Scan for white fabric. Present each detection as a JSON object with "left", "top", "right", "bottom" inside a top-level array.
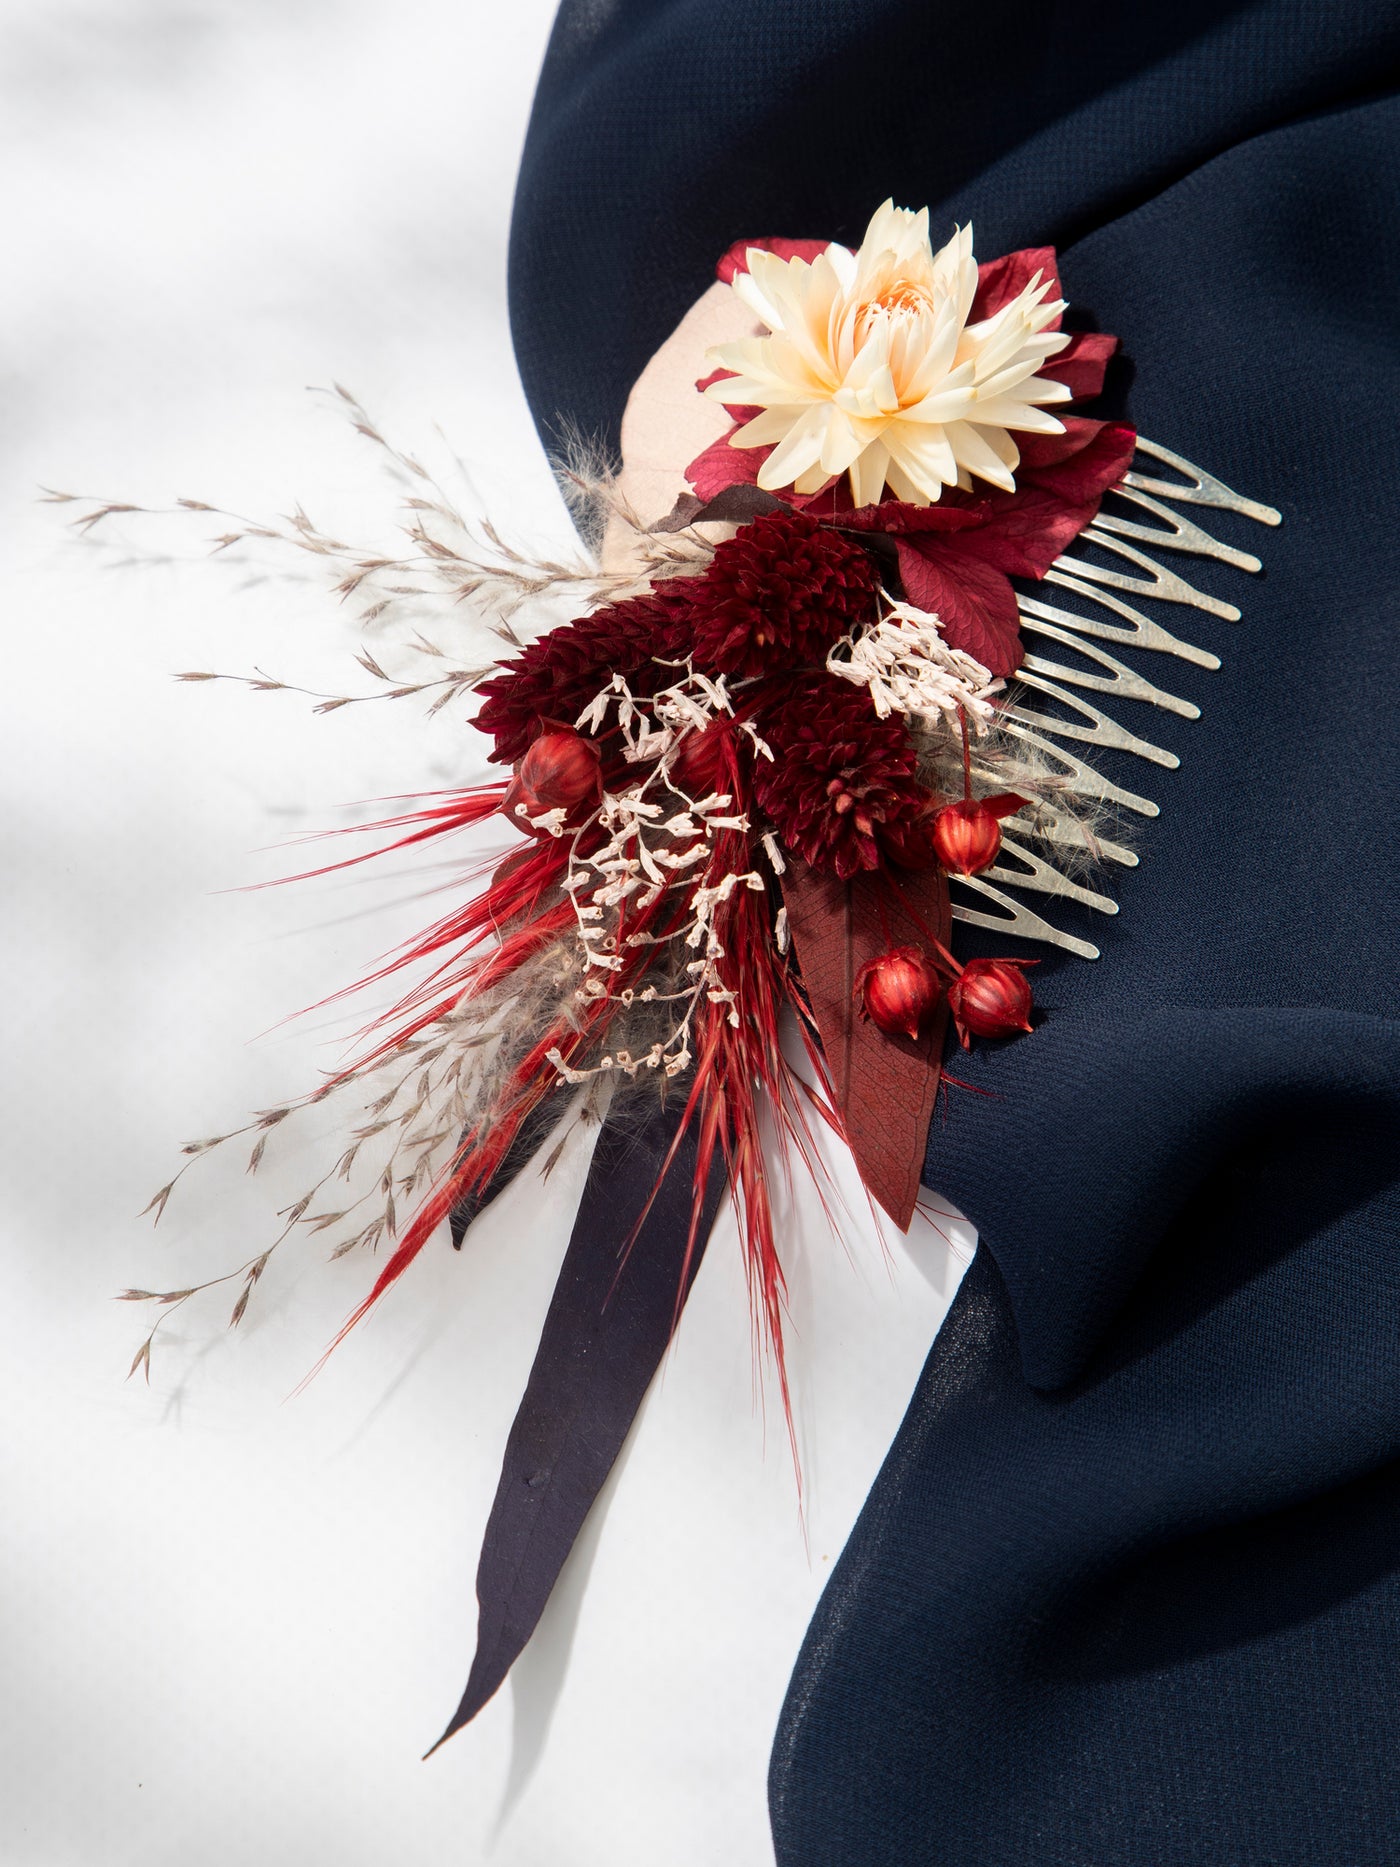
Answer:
[{"left": 0, "top": 5, "right": 973, "bottom": 1862}]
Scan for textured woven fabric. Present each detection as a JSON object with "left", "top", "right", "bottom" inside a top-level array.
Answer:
[{"left": 509, "top": 7, "right": 1400, "bottom": 1860}]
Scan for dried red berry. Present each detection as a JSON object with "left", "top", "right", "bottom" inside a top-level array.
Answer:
[
  {"left": 931, "top": 795, "right": 1029, "bottom": 876},
  {"left": 853, "top": 945, "right": 942, "bottom": 1041},
  {"left": 946, "top": 956, "right": 1037, "bottom": 1048},
  {"left": 504, "top": 725, "right": 602, "bottom": 830}
]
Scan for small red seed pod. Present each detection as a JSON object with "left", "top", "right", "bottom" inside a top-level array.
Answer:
[
  {"left": 668, "top": 717, "right": 734, "bottom": 800},
  {"left": 853, "top": 945, "right": 942, "bottom": 1041},
  {"left": 946, "top": 956, "right": 1037, "bottom": 1048},
  {"left": 931, "top": 794, "right": 1030, "bottom": 876},
  {"left": 505, "top": 724, "right": 603, "bottom": 829}
]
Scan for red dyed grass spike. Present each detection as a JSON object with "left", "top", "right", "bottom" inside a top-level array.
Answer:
[
  {"left": 283, "top": 696, "right": 845, "bottom": 1480},
  {"left": 255, "top": 783, "right": 509, "bottom": 888}
]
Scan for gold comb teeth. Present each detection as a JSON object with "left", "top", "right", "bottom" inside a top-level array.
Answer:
[{"left": 948, "top": 439, "right": 1282, "bottom": 961}]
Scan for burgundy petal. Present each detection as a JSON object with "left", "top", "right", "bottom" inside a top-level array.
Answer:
[
  {"left": 694, "top": 365, "right": 744, "bottom": 399},
  {"left": 972, "top": 246, "right": 1063, "bottom": 324},
  {"left": 685, "top": 425, "right": 767, "bottom": 501},
  {"left": 1015, "top": 414, "right": 1110, "bottom": 471},
  {"left": 941, "top": 488, "right": 1099, "bottom": 582},
  {"left": 685, "top": 421, "right": 830, "bottom": 506},
  {"left": 1039, "top": 330, "right": 1119, "bottom": 403},
  {"left": 716, "top": 235, "right": 835, "bottom": 283},
  {"left": 1018, "top": 420, "right": 1137, "bottom": 508},
  {"left": 833, "top": 495, "right": 987, "bottom": 536}
]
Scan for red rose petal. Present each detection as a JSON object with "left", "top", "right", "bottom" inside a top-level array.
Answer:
[
  {"left": 944, "top": 487, "right": 1099, "bottom": 582},
  {"left": 685, "top": 425, "right": 766, "bottom": 502},
  {"left": 834, "top": 496, "right": 987, "bottom": 536},
  {"left": 684, "top": 422, "right": 831, "bottom": 506}
]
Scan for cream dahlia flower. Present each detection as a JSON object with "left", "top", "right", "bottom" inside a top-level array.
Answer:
[{"left": 706, "top": 201, "right": 1074, "bottom": 508}]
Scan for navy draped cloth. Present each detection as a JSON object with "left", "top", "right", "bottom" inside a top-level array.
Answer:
[{"left": 509, "top": 5, "right": 1400, "bottom": 1860}]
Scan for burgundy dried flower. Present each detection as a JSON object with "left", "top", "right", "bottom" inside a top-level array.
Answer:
[
  {"left": 931, "top": 793, "right": 1030, "bottom": 876},
  {"left": 474, "top": 588, "right": 692, "bottom": 765},
  {"left": 690, "top": 510, "right": 880, "bottom": 677},
  {"left": 504, "top": 725, "right": 603, "bottom": 830},
  {"left": 755, "top": 674, "right": 926, "bottom": 878},
  {"left": 854, "top": 946, "right": 941, "bottom": 1041},
  {"left": 946, "top": 956, "right": 1038, "bottom": 1048}
]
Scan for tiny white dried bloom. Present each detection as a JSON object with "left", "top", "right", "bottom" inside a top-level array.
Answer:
[{"left": 828, "top": 598, "right": 1000, "bottom": 726}]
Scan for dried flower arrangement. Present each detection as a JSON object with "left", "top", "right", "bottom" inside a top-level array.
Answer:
[{"left": 61, "top": 201, "right": 1279, "bottom": 1748}]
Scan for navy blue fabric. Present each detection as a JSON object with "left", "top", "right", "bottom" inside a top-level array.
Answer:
[{"left": 509, "top": 7, "right": 1400, "bottom": 1860}]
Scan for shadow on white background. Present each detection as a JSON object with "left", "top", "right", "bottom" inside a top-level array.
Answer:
[{"left": 0, "top": 5, "right": 974, "bottom": 1862}]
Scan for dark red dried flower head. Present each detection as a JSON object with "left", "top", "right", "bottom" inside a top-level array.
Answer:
[
  {"left": 690, "top": 510, "right": 880, "bottom": 677},
  {"left": 505, "top": 725, "right": 602, "bottom": 831},
  {"left": 474, "top": 588, "right": 692, "bottom": 765},
  {"left": 854, "top": 945, "right": 941, "bottom": 1041},
  {"left": 947, "top": 956, "right": 1037, "bottom": 1048},
  {"left": 931, "top": 794, "right": 1029, "bottom": 876},
  {"left": 755, "top": 674, "right": 925, "bottom": 878}
]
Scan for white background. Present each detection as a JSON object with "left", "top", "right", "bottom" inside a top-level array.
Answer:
[{"left": 0, "top": 5, "right": 971, "bottom": 1862}]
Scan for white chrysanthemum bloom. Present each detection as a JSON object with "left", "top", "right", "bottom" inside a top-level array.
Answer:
[{"left": 706, "top": 201, "right": 1074, "bottom": 507}]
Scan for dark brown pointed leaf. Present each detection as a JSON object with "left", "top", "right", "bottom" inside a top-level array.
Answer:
[{"left": 781, "top": 860, "right": 950, "bottom": 1230}]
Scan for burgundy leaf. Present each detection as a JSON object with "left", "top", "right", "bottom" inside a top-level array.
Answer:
[
  {"left": 651, "top": 484, "right": 790, "bottom": 533},
  {"left": 781, "top": 860, "right": 951, "bottom": 1230},
  {"left": 893, "top": 538, "right": 1024, "bottom": 675}
]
